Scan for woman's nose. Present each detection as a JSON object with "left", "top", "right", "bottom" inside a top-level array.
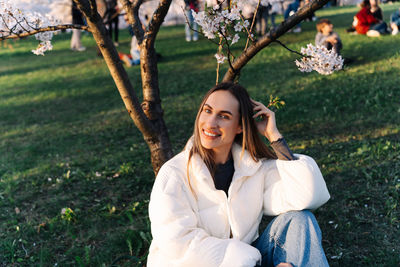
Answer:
[{"left": 205, "top": 115, "right": 218, "bottom": 128}]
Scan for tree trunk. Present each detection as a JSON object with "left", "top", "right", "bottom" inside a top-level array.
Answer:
[
  {"left": 140, "top": 40, "right": 174, "bottom": 173},
  {"left": 77, "top": 0, "right": 173, "bottom": 175}
]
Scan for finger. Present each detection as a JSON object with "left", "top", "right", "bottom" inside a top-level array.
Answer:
[
  {"left": 250, "top": 99, "right": 263, "bottom": 106},
  {"left": 252, "top": 110, "right": 269, "bottom": 118},
  {"left": 253, "top": 105, "right": 264, "bottom": 112},
  {"left": 254, "top": 106, "right": 273, "bottom": 113},
  {"left": 252, "top": 102, "right": 267, "bottom": 110},
  {"left": 253, "top": 107, "right": 273, "bottom": 116}
]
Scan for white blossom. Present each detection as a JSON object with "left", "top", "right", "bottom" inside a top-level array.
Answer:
[
  {"left": 35, "top": 31, "right": 53, "bottom": 42},
  {"left": 243, "top": 20, "right": 250, "bottom": 28},
  {"left": 0, "top": 0, "right": 59, "bottom": 55},
  {"left": 231, "top": 33, "right": 240, "bottom": 45},
  {"left": 221, "top": 10, "right": 229, "bottom": 18},
  {"left": 192, "top": 4, "right": 244, "bottom": 40},
  {"left": 234, "top": 22, "right": 243, "bottom": 32},
  {"left": 192, "top": 10, "right": 218, "bottom": 39},
  {"left": 295, "top": 44, "right": 344, "bottom": 75},
  {"left": 32, "top": 41, "right": 52, "bottom": 56},
  {"left": 227, "top": 7, "right": 241, "bottom": 21},
  {"left": 215, "top": 53, "right": 227, "bottom": 64}
]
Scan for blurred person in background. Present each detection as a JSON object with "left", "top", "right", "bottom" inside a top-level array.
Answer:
[{"left": 70, "top": 1, "right": 86, "bottom": 51}]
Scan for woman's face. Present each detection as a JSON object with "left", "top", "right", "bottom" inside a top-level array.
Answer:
[{"left": 198, "top": 90, "right": 242, "bottom": 156}]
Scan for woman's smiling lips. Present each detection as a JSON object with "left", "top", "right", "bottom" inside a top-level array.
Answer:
[{"left": 202, "top": 129, "right": 221, "bottom": 139}]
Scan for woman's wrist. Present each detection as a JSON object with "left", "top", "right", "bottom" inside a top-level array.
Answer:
[{"left": 265, "top": 131, "right": 283, "bottom": 143}]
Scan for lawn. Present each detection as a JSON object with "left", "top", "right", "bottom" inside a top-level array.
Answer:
[{"left": 1, "top": 3, "right": 399, "bottom": 266}]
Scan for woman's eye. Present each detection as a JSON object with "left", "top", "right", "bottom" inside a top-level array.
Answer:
[
  {"left": 204, "top": 108, "right": 211, "bottom": 114},
  {"left": 219, "top": 114, "right": 229, "bottom": 119}
]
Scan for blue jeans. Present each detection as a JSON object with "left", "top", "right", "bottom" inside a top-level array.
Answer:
[
  {"left": 185, "top": 9, "right": 198, "bottom": 41},
  {"left": 390, "top": 11, "right": 400, "bottom": 26},
  {"left": 252, "top": 210, "right": 329, "bottom": 267},
  {"left": 370, "top": 22, "right": 389, "bottom": 34},
  {"left": 284, "top": 0, "right": 301, "bottom": 29},
  {"left": 284, "top": 0, "right": 300, "bottom": 20}
]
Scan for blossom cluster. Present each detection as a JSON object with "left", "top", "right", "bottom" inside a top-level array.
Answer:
[
  {"left": 295, "top": 44, "right": 344, "bottom": 75},
  {"left": 192, "top": 0, "right": 252, "bottom": 64},
  {"left": 214, "top": 53, "right": 227, "bottom": 64},
  {"left": 0, "top": 0, "right": 59, "bottom": 55}
]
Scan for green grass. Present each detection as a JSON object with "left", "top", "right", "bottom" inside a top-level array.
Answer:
[{"left": 1, "top": 4, "right": 400, "bottom": 266}]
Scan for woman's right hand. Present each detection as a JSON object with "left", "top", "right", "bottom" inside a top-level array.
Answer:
[{"left": 251, "top": 99, "right": 282, "bottom": 143}]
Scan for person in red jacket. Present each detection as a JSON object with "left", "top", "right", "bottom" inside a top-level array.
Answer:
[{"left": 355, "top": 0, "right": 388, "bottom": 37}]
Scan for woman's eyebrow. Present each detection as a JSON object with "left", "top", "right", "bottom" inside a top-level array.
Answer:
[{"left": 204, "top": 104, "right": 233, "bottom": 115}]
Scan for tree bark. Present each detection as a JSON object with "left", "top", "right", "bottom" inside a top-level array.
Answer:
[
  {"left": 76, "top": 0, "right": 173, "bottom": 175},
  {"left": 223, "top": 0, "right": 331, "bottom": 82}
]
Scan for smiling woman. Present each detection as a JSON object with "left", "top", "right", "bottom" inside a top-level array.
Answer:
[
  {"left": 147, "top": 82, "right": 331, "bottom": 267},
  {"left": 198, "top": 90, "right": 243, "bottom": 164}
]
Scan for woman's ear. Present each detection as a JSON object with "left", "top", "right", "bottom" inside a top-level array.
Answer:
[{"left": 236, "top": 125, "right": 243, "bottom": 134}]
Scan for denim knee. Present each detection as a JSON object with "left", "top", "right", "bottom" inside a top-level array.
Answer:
[
  {"left": 278, "top": 210, "right": 315, "bottom": 224},
  {"left": 270, "top": 210, "right": 322, "bottom": 241},
  {"left": 254, "top": 210, "right": 328, "bottom": 267}
]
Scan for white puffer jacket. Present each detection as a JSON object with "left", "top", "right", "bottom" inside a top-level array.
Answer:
[{"left": 147, "top": 141, "right": 330, "bottom": 267}]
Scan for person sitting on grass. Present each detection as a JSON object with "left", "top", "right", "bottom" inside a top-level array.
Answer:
[
  {"left": 354, "top": 0, "right": 388, "bottom": 37},
  {"left": 370, "top": 0, "right": 383, "bottom": 21},
  {"left": 147, "top": 82, "right": 331, "bottom": 267},
  {"left": 118, "top": 38, "right": 140, "bottom": 67},
  {"left": 390, "top": 8, "right": 400, "bottom": 35},
  {"left": 315, "top": 18, "right": 342, "bottom": 55}
]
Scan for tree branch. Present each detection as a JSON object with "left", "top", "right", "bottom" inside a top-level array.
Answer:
[
  {"left": 244, "top": 0, "right": 260, "bottom": 50},
  {"left": 222, "top": 0, "right": 331, "bottom": 82},
  {"left": 121, "top": 0, "right": 145, "bottom": 44},
  {"left": 146, "top": 0, "right": 172, "bottom": 46},
  {"left": 75, "top": 0, "right": 157, "bottom": 139},
  {"left": 74, "top": 0, "right": 91, "bottom": 16},
  {"left": 273, "top": 39, "right": 305, "bottom": 57},
  {"left": 139, "top": 0, "right": 173, "bottom": 117},
  {"left": 0, "top": 24, "right": 90, "bottom": 41},
  {"left": 88, "top": 0, "right": 98, "bottom": 16}
]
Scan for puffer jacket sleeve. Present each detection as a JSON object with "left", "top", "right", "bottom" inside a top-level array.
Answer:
[
  {"left": 148, "top": 164, "right": 261, "bottom": 267},
  {"left": 263, "top": 154, "right": 330, "bottom": 216}
]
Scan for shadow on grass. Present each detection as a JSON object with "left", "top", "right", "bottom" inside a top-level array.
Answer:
[{"left": 0, "top": 47, "right": 102, "bottom": 79}]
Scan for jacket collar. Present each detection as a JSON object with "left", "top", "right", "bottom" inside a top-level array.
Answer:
[
  {"left": 184, "top": 138, "right": 263, "bottom": 186},
  {"left": 231, "top": 142, "right": 262, "bottom": 180}
]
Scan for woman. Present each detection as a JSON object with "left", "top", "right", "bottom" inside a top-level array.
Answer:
[
  {"left": 355, "top": 0, "right": 388, "bottom": 37},
  {"left": 147, "top": 82, "right": 330, "bottom": 267},
  {"left": 370, "top": 0, "right": 383, "bottom": 21}
]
